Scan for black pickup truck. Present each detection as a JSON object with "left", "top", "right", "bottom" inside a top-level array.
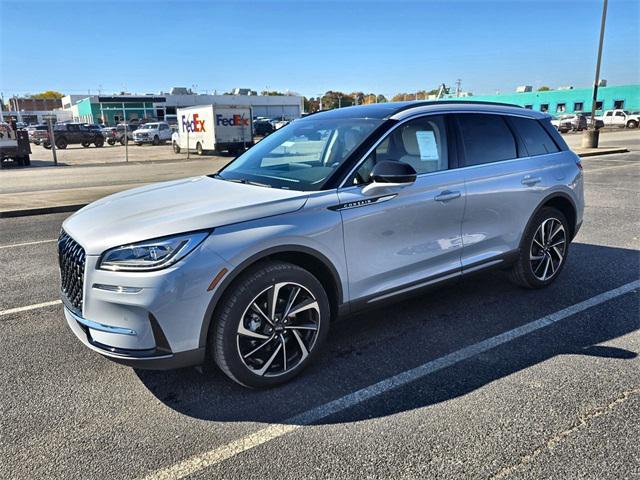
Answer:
[{"left": 43, "top": 123, "right": 104, "bottom": 149}]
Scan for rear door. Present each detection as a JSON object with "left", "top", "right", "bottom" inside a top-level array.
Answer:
[
  {"left": 338, "top": 114, "right": 465, "bottom": 303},
  {"left": 456, "top": 113, "right": 558, "bottom": 270}
]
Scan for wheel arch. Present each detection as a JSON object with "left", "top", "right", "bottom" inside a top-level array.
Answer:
[
  {"left": 523, "top": 192, "right": 578, "bottom": 243},
  {"left": 198, "top": 245, "right": 344, "bottom": 349}
]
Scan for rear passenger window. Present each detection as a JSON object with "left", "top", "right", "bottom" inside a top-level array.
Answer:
[
  {"left": 509, "top": 116, "right": 559, "bottom": 156},
  {"left": 457, "top": 114, "right": 516, "bottom": 166}
]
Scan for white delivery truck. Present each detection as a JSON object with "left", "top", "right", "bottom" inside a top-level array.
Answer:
[{"left": 172, "top": 105, "right": 253, "bottom": 155}]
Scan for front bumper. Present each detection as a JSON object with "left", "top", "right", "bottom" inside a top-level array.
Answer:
[
  {"left": 61, "top": 238, "right": 233, "bottom": 370},
  {"left": 64, "top": 305, "right": 205, "bottom": 369}
]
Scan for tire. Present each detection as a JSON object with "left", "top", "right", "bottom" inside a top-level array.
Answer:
[
  {"left": 627, "top": 120, "right": 638, "bottom": 129},
  {"left": 120, "top": 137, "right": 126, "bottom": 146},
  {"left": 94, "top": 138, "right": 104, "bottom": 147},
  {"left": 508, "top": 207, "right": 570, "bottom": 289},
  {"left": 135, "top": 142, "right": 143, "bottom": 146},
  {"left": 196, "top": 142, "right": 203, "bottom": 155},
  {"left": 152, "top": 135, "right": 160, "bottom": 146},
  {"left": 173, "top": 142, "right": 181, "bottom": 154},
  {"left": 56, "top": 138, "right": 67, "bottom": 149},
  {"left": 209, "top": 261, "right": 330, "bottom": 388},
  {"left": 81, "top": 141, "right": 90, "bottom": 148},
  {"left": 107, "top": 139, "right": 116, "bottom": 146},
  {"left": 43, "top": 142, "right": 51, "bottom": 150}
]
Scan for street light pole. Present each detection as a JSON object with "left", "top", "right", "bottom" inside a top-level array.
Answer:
[{"left": 584, "top": 0, "right": 608, "bottom": 148}]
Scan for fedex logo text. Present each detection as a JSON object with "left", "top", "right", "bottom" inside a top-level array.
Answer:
[
  {"left": 181, "top": 114, "right": 206, "bottom": 133},
  {"left": 216, "top": 114, "right": 250, "bottom": 127}
]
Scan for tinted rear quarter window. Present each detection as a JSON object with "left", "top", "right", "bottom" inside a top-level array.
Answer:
[
  {"left": 509, "top": 116, "right": 559, "bottom": 156},
  {"left": 457, "top": 114, "right": 517, "bottom": 166}
]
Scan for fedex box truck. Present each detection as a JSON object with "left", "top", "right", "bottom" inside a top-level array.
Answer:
[{"left": 173, "top": 105, "right": 253, "bottom": 155}]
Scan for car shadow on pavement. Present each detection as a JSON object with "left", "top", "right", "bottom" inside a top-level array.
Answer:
[{"left": 135, "top": 242, "right": 639, "bottom": 425}]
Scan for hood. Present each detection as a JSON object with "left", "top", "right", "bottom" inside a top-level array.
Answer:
[{"left": 63, "top": 176, "right": 308, "bottom": 255}]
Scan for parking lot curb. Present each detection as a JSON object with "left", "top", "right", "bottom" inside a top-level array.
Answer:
[
  {"left": 0, "top": 204, "right": 87, "bottom": 219},
  {"left": 576, "top": 148, "right": 629, "bottom": 157}
]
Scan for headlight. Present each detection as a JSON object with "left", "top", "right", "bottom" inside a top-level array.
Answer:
[{"left": 98, "top": 231, "right": 210, "bottom": 272}]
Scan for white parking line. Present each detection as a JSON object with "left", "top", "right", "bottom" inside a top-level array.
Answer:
[
  {"left": 140, "top": 279, "right": 640, "bottom": 480},
  {"left": 0, "top": 239, "right": 57, "bottom": 250},
  {"left": 0, "top": 300, "right": 62, "bottom": 317}
]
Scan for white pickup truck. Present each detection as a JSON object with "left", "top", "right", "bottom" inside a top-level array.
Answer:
[{"left": 596, "top": 109, "right": 640, "bottom": 128}]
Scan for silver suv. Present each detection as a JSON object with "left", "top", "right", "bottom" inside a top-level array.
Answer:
[{"left": 59, "top": 102, "right": 584, "bottom": 388}]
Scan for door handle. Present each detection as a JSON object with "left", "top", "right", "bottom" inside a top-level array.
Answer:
[
  {"left": 434, "top": 190, "right": 461, "bottom": 202},
  {"left": 521, "top": 176, "right": 542, "bottom": 186}
]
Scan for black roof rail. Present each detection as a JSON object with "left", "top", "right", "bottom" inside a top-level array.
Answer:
[{"left": 392, "top": 100, "right": 523, "bottom": 114}]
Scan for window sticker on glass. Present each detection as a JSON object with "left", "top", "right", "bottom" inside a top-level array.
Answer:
[{"left": 415, "top": 130, "right": 439, "bottom": 161}]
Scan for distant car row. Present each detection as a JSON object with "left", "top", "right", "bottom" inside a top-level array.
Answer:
[{"left": 551, "top": 109, "right": 639, "bottom": 133}]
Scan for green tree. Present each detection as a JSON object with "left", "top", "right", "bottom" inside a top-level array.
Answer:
[
  {"left": 321, "top": 91, "right": 354, "bottom": 109},
  {"left": 29, "top": 91, "right": 64, "bottom": 100},
  {"left": 537, "top": 86, "right": 551, "bottom": 92},
  {"left": 260, "top": 90, "right": 285, "bottom": 96}
]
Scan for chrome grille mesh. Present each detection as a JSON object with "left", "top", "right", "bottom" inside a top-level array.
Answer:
[{"left": 58, "top": 230, "right": 85, "bottom": 314}]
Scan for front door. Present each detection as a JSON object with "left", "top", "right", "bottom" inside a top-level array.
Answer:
[{"left": 338, "top": 114, "right": 465, "bottom": 303}]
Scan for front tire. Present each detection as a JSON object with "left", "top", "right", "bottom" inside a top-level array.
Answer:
[
  {"left": 152, "top": 135, "right": 160, "bottom": 145},
  {"left": 173, "top": 141, "right": 181, "bottom": 154},
  {"left": 627, "top": 120, "right": 638, "bottom": 129},
  {"left": 196, "top": 142, "right": 203, "bottom": 155},
  {"left": 209, "top": 261, "right": 330, "bottom": 388},
  {"left": 509, "top": 207, "right": 570, "bottom": 289}
]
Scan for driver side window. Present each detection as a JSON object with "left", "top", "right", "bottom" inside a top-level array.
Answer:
[{"left": 351, "top": 115, "right": 449, "bottom": 185}]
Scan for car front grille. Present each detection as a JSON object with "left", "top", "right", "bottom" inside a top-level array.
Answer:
[{"left": 58, "top": 230, "right": 86, "bottom": 314}]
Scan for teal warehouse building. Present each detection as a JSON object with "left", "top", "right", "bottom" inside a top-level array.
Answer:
[{"left": 446, "top": 84, "right": 639, "bottom": 115}]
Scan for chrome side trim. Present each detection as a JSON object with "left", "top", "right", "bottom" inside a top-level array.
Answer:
[
  {"left": 462, "top": 258, "right": 504, "bottom": 274},
  {"left": 66, "top": 307, "right": 137, "bottom": 336},
  {"left": 328, "top": 194, "right": 397, "bottom": 211},
  {"left": 367, "top": 271, "right": 462, "bottom": 304}
]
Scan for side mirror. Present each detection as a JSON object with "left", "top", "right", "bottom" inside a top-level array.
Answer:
[{"left": 362, "top": 160, "right": 417, "bottom": 194}]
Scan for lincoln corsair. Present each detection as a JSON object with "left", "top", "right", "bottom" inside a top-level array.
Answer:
[{"left": 59, "top": 101, "right": 584, "bottom": 388}]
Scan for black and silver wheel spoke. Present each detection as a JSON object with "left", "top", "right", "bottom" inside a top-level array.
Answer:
[
  {"left": 530, "top": 217, "right": 566, "bottom": 281},
  {"left": 237, "top": 282, "right": 320, "bottom": 377}
]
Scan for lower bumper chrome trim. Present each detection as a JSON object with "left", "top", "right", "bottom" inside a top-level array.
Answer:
[{"left": 67, "top": 308, "right": 137, "bottom": 336}]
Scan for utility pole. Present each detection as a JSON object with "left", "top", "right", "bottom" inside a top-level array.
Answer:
[{"left": 583, "top": 0, "right": 608, "bottom": 148}]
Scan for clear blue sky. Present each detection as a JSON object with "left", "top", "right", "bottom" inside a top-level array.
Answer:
[{"left": 1, "top": 0, "right": 638, "bottom": 98}]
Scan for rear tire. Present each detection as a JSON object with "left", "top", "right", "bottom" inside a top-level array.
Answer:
[
  {"left": 56, "top": 138, "right": 67, "bottom": 149},
  {"left": 627, "top": 120, "right": 638, "bottom": 129},
  {"left": 173, "top": 142, "right": 181, "bottom": 154},
  {"left": 196, "top": 142, "right": 203, "bottom": 155},
  {"left": 107, "top": 139, "right": 116, "bottom": 145},
  {"left": 94, "top": 138, "right": 104, "bottom": 147},
  {"left": 209, "top": 261, "right": 330, "bottom": 388},
  {"left": 81, "top": 141, "right": 90, "bottom": 148},
  {"left": 508, "top": 207, "right": 570, "bottom": 289}
]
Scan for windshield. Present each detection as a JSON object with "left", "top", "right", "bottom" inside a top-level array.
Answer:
[
  {"left": 140, "top": 124, "right": 157, "bottom": 129},
  {"left": 218, "top": 117, "right": 382, "bottom": 191}
]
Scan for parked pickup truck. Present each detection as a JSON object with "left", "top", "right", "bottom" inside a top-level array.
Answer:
[
  {"left": 596, "top": 109, "right": 640, "bottom": 128},
  {"left": 43, "top": 122, "right": 105, "bottom": 149},
  {"left": 132, "top": 122, "right": 172, "bottom": 145}
]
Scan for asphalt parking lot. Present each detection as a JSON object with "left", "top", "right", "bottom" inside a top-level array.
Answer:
[{"left": 1, "top": 151, "right": 639, "bottom": 479}]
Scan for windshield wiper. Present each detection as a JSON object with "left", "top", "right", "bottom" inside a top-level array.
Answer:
[{"left": 211, "top": 173, "right": 271, "bottom": 188}]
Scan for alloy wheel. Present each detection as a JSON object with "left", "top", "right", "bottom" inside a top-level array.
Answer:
[
  {"left": 236, "top": 282, "right": 321, "bottom": 377},
  {"left": 530, "top": 217, "right": 566, "bottom": 281}
]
